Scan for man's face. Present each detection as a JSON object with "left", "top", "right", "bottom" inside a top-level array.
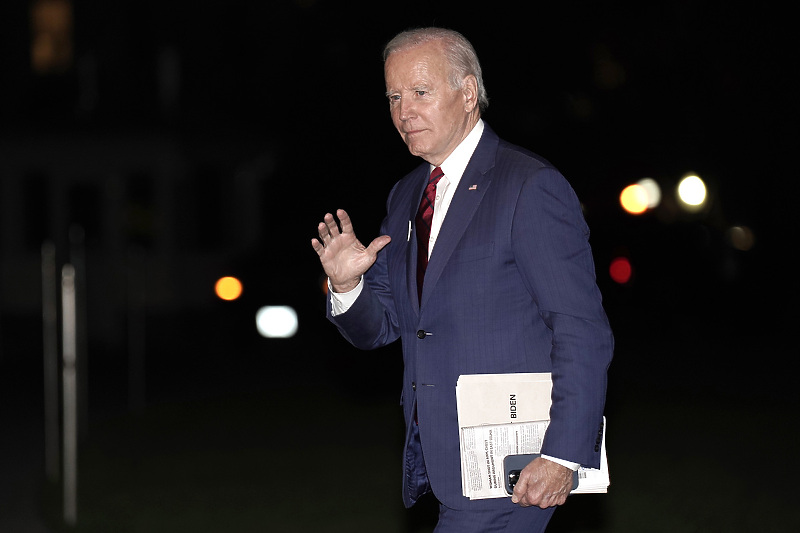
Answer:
[{"left": 384, "top": 41, "right": 477, "bottom": 166}]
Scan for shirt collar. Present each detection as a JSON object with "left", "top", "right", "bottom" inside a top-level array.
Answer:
[{"left": 433, "top": 119, "right": 484, "bottom": 186}]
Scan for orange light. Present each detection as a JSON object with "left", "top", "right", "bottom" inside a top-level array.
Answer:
[
  {"left": 320, "top": 276, "right": 329, "bottom": 296},
  {"left": 31, "top": 0, "right": 74, "bottom": 74},
  {"left": 215, "top": 276, "right": 243, "bottom": 301},
  {"left": 620, "top": 184, "right": 649, "bottom": 214},
  {"left": 609, "top": 257, "right": 632, "bottom": 284}
]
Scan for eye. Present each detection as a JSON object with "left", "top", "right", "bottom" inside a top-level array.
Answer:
[{"left": 416, "top": 90, "right": 427, "bottom": 97}]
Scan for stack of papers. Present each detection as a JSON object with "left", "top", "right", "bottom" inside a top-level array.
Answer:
[{"left": 455, "top": 373, "right": 610, "bottom": 500}]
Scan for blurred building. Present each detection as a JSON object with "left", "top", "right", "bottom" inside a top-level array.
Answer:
[{"left": 0, "top": 1, "right": 277, "bottom": 347}]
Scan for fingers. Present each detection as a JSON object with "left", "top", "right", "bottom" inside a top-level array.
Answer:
[
  {"left": 511, "top": 477, "right": 528, "bottom": 505},
  {"left": 312, "top": 212, "right": 342, "bottom": 255},
  {"left": 312, "top": 209, "right": 389, "bottom": 260},
  {"left": 511, "top": 468, "right": 536, "bottom": 506},
  {"left": 320, "top": 213, "right": 341, "bottom": 241},
  {"left": 315, "top": 210, "right": 352, "bottom": 242},
  {"left": 514, "top": 480, "right": 561, "bottom": 509},
  {"left": 336, "top": 209, "right": 353, "bottom": 235},
  {"left": 511, "top": 458, "right": 572, "bottom": 509},
  {"left": 312, "top": 221, "right": 332, "bottom": 257}
]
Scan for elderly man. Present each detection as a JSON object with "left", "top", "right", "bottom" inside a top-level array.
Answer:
[{"left": 312, "top": 27, "right": 613, "bottom": 532}]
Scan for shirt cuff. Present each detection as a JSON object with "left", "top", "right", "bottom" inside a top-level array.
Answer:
[
  {"left": 328, "top": 277, "right": 363, "bottom": 316},
  {"left": 540, "top": 454, "right": 580, "bottom": 471}
]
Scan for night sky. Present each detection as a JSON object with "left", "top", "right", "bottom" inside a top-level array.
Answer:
[{"left": 1, "top": 0, "right": 797, "bottom": 416}]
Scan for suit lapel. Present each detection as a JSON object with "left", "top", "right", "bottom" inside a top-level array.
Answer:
[
  {"left": 405, "top": 166, "right": 430, "bottom": 315},
  {"left": 419, "top": 129, "right": 498, "bottom": 308}
]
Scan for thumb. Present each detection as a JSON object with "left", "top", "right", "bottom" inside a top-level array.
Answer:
[{"left": 366, "top": 235, "right": 392, "bottom": 255}]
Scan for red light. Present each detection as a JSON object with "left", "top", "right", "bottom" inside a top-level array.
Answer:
[{"left": 609, "top": 257, "right": 632, "bottom": 284}]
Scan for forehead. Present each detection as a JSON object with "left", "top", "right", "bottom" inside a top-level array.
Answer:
[{"left": 384, "top": 41, "right": 450, "bottom": 88}]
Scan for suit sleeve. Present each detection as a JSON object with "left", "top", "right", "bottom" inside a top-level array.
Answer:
[
  {"left": 511, "top": 167, "right": 614, "bottom": 467},
  {"left": 327, "top": 188, "right": 402, "bottom": 351}
]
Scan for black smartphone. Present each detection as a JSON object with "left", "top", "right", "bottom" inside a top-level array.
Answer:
[{"left": 503, "top": 453, "right": 579, "bottom": 495}]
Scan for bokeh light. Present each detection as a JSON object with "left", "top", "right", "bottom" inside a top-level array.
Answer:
[
  {"left": 320, "top": 276, "right": 329, "bottom": 296},
  {"left": 215, "top": 276, "right": 243, "bottom": 301},
  {"left": 256, "top": 306, "right": 298, "bottom": 338},
  {"left": 637, "top": 178, "right": 661, "bottom": 208},
  {"left": 727, "top": 225, "right": 755, "bottom": 251},
  {"left": 677, "top": 174, "right": 707, "bottom": 211},
  {"left": 620, "top": 184, "right": 649, "bottom": 214},
  {"left": 609, "top": 257, "right": 633, "bottom": 284}
]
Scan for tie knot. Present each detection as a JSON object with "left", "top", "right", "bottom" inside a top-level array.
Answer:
[{"left": 429, "top": 166, "right": 444, "bottom": 185}]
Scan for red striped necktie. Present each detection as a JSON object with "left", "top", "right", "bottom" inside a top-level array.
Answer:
[{"left": 415, "top": 166, "right": 444, "bottom": 303}]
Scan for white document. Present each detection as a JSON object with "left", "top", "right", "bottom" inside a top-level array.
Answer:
[{"left": 455, "top": 373, "right": 610, "bottom": 500}]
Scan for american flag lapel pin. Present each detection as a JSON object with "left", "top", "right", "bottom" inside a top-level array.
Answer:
[{"left": 468, "top": 184, "right": 478, "bottom": 190}]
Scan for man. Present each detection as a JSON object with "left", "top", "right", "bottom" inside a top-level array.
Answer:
[{"left": 311, "top": 28, "right": 613, "bottom": 532}]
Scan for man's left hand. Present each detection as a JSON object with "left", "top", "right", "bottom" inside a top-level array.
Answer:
[{"left": 511, "top": 457, "right": 573, "bottom": 509}]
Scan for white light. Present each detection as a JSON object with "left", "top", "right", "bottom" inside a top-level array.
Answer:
[
  {"left": 256, "top": 306, "right": 298, "bottom": 338},
  {"left": 637, "top": 178, "right": 661, "bottom": 208},
  {"left": 677, "top": 175, "right": 707, "bottom": 209}
]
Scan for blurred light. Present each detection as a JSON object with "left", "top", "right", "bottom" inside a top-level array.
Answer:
[
  {"left": 727, "top": 225, "right": 755, "bottom": 251},
  {"left": 256, "top": 306, "right": 298, "bottom": 338},
  {"left": 31, "top": 0, "right": 74, "bottom": 74},
  {"left": 677, "top": 174, "right": 707, "bottom": 211},
  {"left": 592, "top": 44, "right": 626, "bottom": 90},
  {"left": 320, "top": 276, "right": 329, "bottom": 296},
  {"left": 637, "top": 178, "right": 661, "bottom": 208},
  {"left": 609, "top": 257, "right": 633, "bottom": 284},
  {"left": 215, "top": 276, "right": 243, "bottom": 301},
  {"left": 620, "top": 184, "right": 649, "bottom": 214}
]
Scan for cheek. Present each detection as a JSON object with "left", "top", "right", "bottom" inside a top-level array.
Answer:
[
  {"left": 388, "top": 110, "right": 400, "bottom": 128},
  {"left": 392, "top": 116, "right": 405, "bottom": 134}
]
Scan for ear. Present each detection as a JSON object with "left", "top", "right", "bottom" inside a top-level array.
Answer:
[{"left": 462, "top": 74, "right": 479, "bottom": 112}]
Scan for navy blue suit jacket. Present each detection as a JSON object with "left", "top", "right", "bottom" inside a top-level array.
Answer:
[{"left": 329, "top": 124, "right": 613, "bottom": 510}]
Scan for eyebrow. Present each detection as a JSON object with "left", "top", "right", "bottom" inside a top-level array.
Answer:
[{"left": 385, "top": 85, "right": 430, "bottom": 97}]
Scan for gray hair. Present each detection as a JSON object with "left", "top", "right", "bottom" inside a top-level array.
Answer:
[{"left": 383, "top": 27, "right": 489, "bottom": 113}]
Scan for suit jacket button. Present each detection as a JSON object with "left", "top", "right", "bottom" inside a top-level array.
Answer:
[
  {"left": 412, "top": 382, "right": 416, "bottom": 391},
  {"left": 595, "top": 445, "right": 601, "bottom": 452},
  {"left": 417, "top": 330, "right": 426, "bottom": 339}
]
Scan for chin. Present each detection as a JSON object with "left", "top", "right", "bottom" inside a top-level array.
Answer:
[{"left": 406, "top": 144, "right": 428, "bottom": 159}]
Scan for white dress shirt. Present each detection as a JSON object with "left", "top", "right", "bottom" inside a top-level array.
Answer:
[{"left": 330, "top": 119, "right": 485, "bottom": 313}]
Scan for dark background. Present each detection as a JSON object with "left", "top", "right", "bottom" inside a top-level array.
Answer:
[{"left": 1, "top": 1, "right": 797, "bottom": 531}]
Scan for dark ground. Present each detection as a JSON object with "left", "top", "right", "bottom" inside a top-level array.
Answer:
[{"left": 2, "top": 299, "right": 798, "bottom": 533}]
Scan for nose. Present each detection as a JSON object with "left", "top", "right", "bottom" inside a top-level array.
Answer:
[{"left": 397, "top": 97, "right": 415, "bottom": 121}]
